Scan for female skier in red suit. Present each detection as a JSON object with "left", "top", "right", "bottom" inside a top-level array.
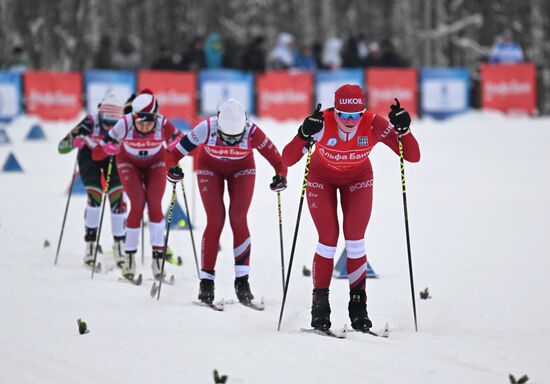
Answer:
[
  {"left": 99, "top": 89, "right": 182, "bottom": 281},
  {"left": 168, "top": 99, "right": 287, "bottom": 304},
  {"left": 282, "top": 84, "right": 420, "bottom": 332}
]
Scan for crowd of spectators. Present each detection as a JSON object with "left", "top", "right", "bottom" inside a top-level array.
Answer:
[{"left": 1, "top": 30, "right": 525, "bottom": 73}]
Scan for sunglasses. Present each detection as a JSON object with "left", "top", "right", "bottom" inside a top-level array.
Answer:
[
  {"left": 219, "top": 131, "right": 243, "bottom": 145},
  {"left": 336, "top": 111, "right": 364, "bottom": 120},
  {"left": 134, "top": 112, "right": 157, "bottom": 122},
  {"left": 101, "top": 118, "right": 119, "bottom": 127}
]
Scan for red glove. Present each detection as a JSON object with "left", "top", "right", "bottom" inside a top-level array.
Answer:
[
  {"left": 73, "top": 136, "right": 86, "bottom": 149},
  {"left": 104, "top": 142, "right": 120, "bottom": 156}
]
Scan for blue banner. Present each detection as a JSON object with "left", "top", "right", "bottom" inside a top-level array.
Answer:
[
  {"left": 0, "top": 71, "right": 22, "bottom": 122},
  {"left": 84, "top": 70, "right": 136, "bottom": 114},
  {"left": 420, "top": 68, "right": 470, "bottom": 119},
  {"left": 198, "top": 69, "right": 254, "bottom": 116},
  {"left": 315, "top": 69, "right": 364, "bottom": 109}
]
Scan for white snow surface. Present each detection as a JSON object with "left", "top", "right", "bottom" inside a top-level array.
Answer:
[{"left": 1, "top": 111, "right": 549, "bottom": 383}]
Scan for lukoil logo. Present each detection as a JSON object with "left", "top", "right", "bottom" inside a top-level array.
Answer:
[{"left": 339, "top": 98, "right": 362, "bottom": 105}]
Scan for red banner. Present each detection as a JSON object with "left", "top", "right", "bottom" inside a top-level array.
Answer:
[
  {"left": 366, "top": 68, "right": 417, "bottom": 117},
  {"left": 138, "top": 71, "right": 196, "bottom": 120},
  {"left": 481, "top": 63, "right": 537, "bottom": 115},
  {"left": 24, "top": 71, "right": 82, "bottom": 120},
  {"left": 257, "top": 71, "right": 313, "bottom": 120}
]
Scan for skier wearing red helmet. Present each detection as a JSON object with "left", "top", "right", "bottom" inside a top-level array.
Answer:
[
  {"left": 98, "top": 89, "right": 183, "bottom": 282},
  {"left": 282, "top": 84, "right": 421, "bottom": 333}
]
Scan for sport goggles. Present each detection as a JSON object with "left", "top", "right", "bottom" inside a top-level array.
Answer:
[
  {"left": 335, "top": 109, "right": 365, "bottom": 120},
  {"left": 219, "top": 131, "right": 243, "bottom": 145},
  {"left": 134, "top": 112, "right": 157, "bottom": 122}
]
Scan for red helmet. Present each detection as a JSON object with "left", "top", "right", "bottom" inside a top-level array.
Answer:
[{"left": 132, "top": 89, "right": 158, "bottom": 122}]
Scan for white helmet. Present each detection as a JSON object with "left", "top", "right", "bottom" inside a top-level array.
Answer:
[
  {"left": 98, "top": 92, "right": 123, "bottom": 126},
  {"left": 132, "top": 89, "right": 158, "bottom": 121},
  {"left": 217, "top": 99, "right": 246, "bottom": 136}
]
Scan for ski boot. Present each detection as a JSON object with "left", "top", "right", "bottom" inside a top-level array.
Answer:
[
  {"left": 122, "top": 251, "right": 136, "bottom": 280},
  {"left": 348, "top": 289, "right": 372, "bottom": 332},
  {"left": 83, "top": 228, "right": 97, "bottom": 268},
  {"left": 198, "top": 278, "right": 215, "bottom": 304},
  {"left": 151, "top": 249, "right": 165, "bottom": 280},
  {"left": 311, "top": 288, "right": 331, "bottom": 331},
  {"left": 112, "top": 236, "right": 125, "bottom": 269},
  {"left": 234, "top": 275, "right": 254, "bottom": 304}
]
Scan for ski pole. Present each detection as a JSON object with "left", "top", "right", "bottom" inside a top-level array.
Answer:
[
  {"left": 91, "top": 156, "right": 114, "bottom": 279},
  {"left": 54, "top": 157, "right": 78, "bottom": 265},
  {"left": 156, "top": 181, "right": 177, "bottom": 300},
  {"left": 398, "top": 137, "right": 418, "bottom": 332},
  {"left": 141, "top": 218, "right": 145, "bottom": 265},
  {"left": 277, "top": 141, "right": 313, "bottom": 331},
  {"left": 180, "top": 178, "right": 200, "bottom": 279},
  {"left": 277, "top": 191, "right": 285, "bottom": 292}
]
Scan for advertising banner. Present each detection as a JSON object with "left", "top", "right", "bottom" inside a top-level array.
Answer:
[
  {"left": 420, "top": 68, "right": 470, "bottom": 119},
  {"left": 24, "top": 71, "right": 82, "bottom": 120},
  {"left": 366, "top": 68, "right": 417, "bottom": 117},
  {"left": 315, "top": 69, "right": 364, "bottom": 110},
  {"left": 138, "top": 71, "right": 196, "bottom": 120},
  {"left": 199, "top": 70, "right": 254, "bottom": 116},
  {"left": 85, "top": 70, "right": 135, "bottom": 114},
  {"left": 0, "top": 71, "right": 22, "bottom": 121},
  {"left": 481, "top": 63, "right": 537, "bottom": 115},
  {"left": 256, "top": 71, "right": 313, "bottom": 120}
]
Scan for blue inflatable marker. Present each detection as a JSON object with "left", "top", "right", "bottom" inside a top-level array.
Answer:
[
  {"left": 2, "top": 152, "right": 23, "bottom": 172},
  {"left": 333, "top": 249, "right": 378, "bottom": 279},
  {"left": 0, "top": 128, "right": 10, "bottom": 144},
  {"left": 26, "top": 124, "right": 46, "bottom": 140},
  {"left": 66, "top": 171, "right": 86, "bottom": 194},
  {"left": 167, "top": 198, "right": 192, "bottom": 230}
]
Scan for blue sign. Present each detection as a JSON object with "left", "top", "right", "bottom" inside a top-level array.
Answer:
[
  {"left": 0, "top": 71, "right": 22, "bottom": 122},
  {"left": 85, "top": 70, "right": 136, "bottom": 114},
  {"left": 198, "top": 70, "right": 254, "bottom": 116},
  {"left": 420, "top": 68, "right": 470, "bottom": 119},
  {"left": 315, "top": 69, "right": 364, "bottom": 109}
]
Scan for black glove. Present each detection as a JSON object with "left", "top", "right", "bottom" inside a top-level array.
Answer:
[
  {"left": 167, "top": 166, "right": 184, "bottom": 183},
  {"left": 124, "top": 93, "right": 136, "bottom": 114},
  {"left": 388, "top": 98, "right": 411, "bottom": 135},
  {"left": 298, "top": 104, "right": 324, "bottom": 141},
  {"left": 270, "top": 174, "right": 287, "bottom": 192}
]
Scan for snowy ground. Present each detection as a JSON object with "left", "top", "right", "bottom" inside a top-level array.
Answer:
[{"left": 1, "top": 111, "right": 549, "bottom": 383}]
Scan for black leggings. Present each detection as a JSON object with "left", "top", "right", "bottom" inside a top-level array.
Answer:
[{"left": 77, "top": 148, "right": 124, "bottom": 213}]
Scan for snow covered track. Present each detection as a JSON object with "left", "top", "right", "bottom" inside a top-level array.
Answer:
[{"left": 1, "top": 113, "right": 550, "bottom": 383}]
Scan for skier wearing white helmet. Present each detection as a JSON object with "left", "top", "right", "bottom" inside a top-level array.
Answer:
[
  {"left": 98, "top": 89, "right": 183, "bottom": 283},
  {"left": 57, "top": 92, "right": 126, "bottom": 270},
  {"left": 168, "top": 98, "right": 288, "bottom": 305}
]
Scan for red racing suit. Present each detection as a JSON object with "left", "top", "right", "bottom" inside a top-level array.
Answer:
[
  {"left": 282, "top": 108, "right": 420, "bottom": 297},
  {"left": 103, "top": 114, "right": 182, "bottom": 254},
  {"left": 172, "top": 116, "right": 287, "bottom": 281}
]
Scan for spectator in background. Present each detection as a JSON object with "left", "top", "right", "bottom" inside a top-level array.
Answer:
[
  {"left": 112, "top": 37, "right": 141, "bottom": 70},
  {"left": 379, "top": 38, "right": 409, "bottom": 67},
  {"left": 151, "top": 45, "right": 177, "bottom": 70},
  {"left": 489, "top": 30, "right": 524, "bottom": 64},
  {"left": 364, "top": 42, "right": 382, "bottom": 67},
  {"left": 312, "top": 40, "right": 324, "bottom": 69},
  {"left": 321, "top": 37, "right": 343, "bottom": 70},
  {"left": 4, "top": 45, "right": 30, "bottom": 73},
  {"left": 242, "top": 35, "right": 266, "bottom": 72},
  {"left": 342, "top": 36, "right": 361, "bottom": 68},
  {"left": 357, "top": 33, "right": 370, "bottom": 66},
  {"left": 93, "top": 35, "right": 113, "bottom": 69},
  {"left": 294, "top": 41, "right": 317, "bottom": 70},
  {"left": 181, "top": 35, "right": 207, "bottom": 71},
  {"left": 268, "top": 32, "right": 296, "bottom": 70},
  {"left": 204, "top": 33, "right": 224, "bottom": 69},
  {"left": 222, "top": 37, "right": 242, "bottom": 69}
]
